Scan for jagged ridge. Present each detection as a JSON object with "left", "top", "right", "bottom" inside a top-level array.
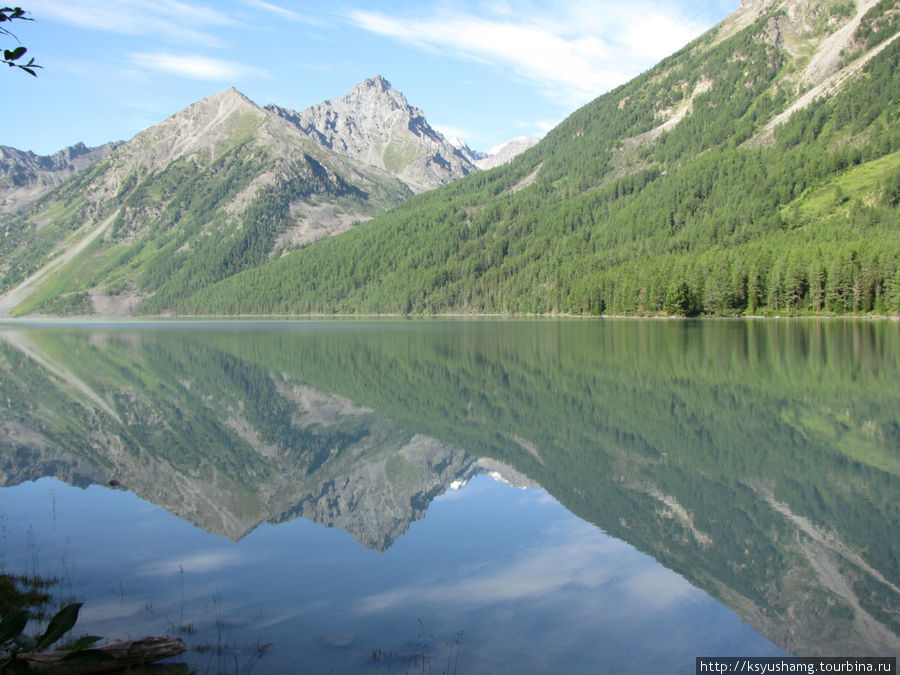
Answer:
[{"left": 266, "top": 75, "right": 478, "bottom": 193}]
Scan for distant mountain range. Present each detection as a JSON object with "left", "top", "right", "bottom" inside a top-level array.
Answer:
[
  {"left": 0, "top": 76, "right": 536, "bottom": 317},
  {"left": 0, "top": 141, "right": 122, "bottom": 213},
  {"left": 470, "top": 137, "right": 541, "bottom": 171},
  {"left": 0, "top": 74, "right": 533, "bottom": 211},
  {"left": 0, "top": 0, "right": 897, "bottom": 317}
]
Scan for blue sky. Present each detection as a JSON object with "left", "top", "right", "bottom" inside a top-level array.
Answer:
[{"left": 3, "top": 1, "right": 737, "bottom": 155}]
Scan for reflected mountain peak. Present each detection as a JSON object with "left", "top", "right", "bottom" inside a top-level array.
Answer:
[{"left": 474, "top": 458, "right": 541, "bottom": 490}]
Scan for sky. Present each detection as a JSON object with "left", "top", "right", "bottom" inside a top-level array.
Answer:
[{"left": 3, "top": 0, "right": 737, "bottom": 156}]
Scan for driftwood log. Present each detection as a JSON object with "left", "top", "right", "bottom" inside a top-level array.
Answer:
[{"left": 12, "top": 635, "right": 188, "bottom": 673}]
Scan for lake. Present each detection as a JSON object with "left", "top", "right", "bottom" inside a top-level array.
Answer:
[{"left": 0, "top": 318, "right": 897, "bottom": 673}]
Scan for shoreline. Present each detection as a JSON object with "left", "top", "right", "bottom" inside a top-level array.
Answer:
[{"left": 0, "top": 312, "right": 898, "bottom": 325}]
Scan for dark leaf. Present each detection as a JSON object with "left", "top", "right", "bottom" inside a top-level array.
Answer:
[
  {"left": 34, "top": 603, "right": 82, "bottom": 652},
  {"left": 0, "top": 609, "right": 30, "bottom": 644},
  {"left": 1, "top": 8, "right": 28, "bottom": 21},
  {"left": 64, "top": 635, "right": 103, "bottom": 653},
  {"left": 4, "top": 45, "right": 26, "bottom": 61}
]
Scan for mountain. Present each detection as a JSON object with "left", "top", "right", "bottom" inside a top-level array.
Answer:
[
  {"left": 0, "top": 141, "right": 122, "bottom": 214},
  {"left": 446, "top": 136, "right": 541, "bottom": 170},
  {"left": 473, "top": 137, "right": 541, "bottom": 170},
  {"left": 266, "top": 75, "right": 478, "bottom": 193},
  {"left": 0, "top": 75, "right": 539, "bottom": 317},
  {"left": 175, "top": 0, "right": 899, "bottom": 317},
  {"left": 0, "top": 86, "right": 412, "bottom": 317}
]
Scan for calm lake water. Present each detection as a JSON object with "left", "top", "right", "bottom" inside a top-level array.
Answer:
[{"left": 0, "top": 319, "right": 897, "bottom": 673}]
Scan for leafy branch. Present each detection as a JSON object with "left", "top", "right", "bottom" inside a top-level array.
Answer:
[
  {"left": 1, "top": 6, "right": 41, "bottom": 76},
  {"left": 0, "top": 602, "right": 111, "bottom": 672}
]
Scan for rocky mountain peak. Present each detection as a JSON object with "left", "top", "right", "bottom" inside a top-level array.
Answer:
[
  {"left": 184, "top": 86, "right": 263, "bottom": 121},
  {"left": 353, "top": 74, "right": 392, "bottom": 94},
  {"left": 738, "top": 0, "right": 780, "bottom": 12},
  {"left": 266, "top": 76, "right": 478, "bottom": 193},
  {"left": 111, "top": 86, "right": 270, "bottom": 176},
  {"left": 474, "top": 136, "right": 540, "bottom": 170},
  {"left": 211, "top": 85, "right": 258, "bottom": 107}
]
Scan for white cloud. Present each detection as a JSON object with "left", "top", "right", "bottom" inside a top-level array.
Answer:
[
  {"left": 37, "top": 0, "right": 234, "bottom": 48},
  {"left": 345, "top": 2, "right": 710, "bottom": 107},
  {"left": 355, "top": 523, "right": 633, "bottom": 615},
  {"left": 242, "top": 0, "right": 325, "bottom": 25},
  {"left": 624, "top": 567, "right": 697, "bottom": 610},
  {"left": 621, "top": 12, "right": 706, "bottom": 61},
  {"left": 136, "top": 549, "right": 249, "bottom": 576},
  {"left": 516, "top": 118, "right": 560, "bottom": 136},
  {"left": 129, "top": 52, "right": 269, "bottom": 81}
]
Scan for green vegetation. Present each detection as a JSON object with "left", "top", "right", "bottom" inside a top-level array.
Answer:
[
  {"left": 4, "top": 136, "right": 410, "bottom": 317},
  {"left": 1, "top": 599, "right": 110, "bottom": 671},
  {"left": 382, "top": 140, "right": 421, "bottom": 175},
  {"left": 175, "top": 15, "right": 899, "bottom": 317},
  {"left": 841, "top": 0, "right": 899, "bottom": 66},
  {"left": 0, "top": 574, "right": 55, "bottom": 618},
  {"left": 0, "top": 157, "right": 112, "bottom": 294}
]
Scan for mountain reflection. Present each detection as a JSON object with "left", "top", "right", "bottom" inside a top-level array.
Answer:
[{"left": 0, "top": 319, "right": 897, "bottom": 658}]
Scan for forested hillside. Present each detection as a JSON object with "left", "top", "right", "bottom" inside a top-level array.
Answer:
[{"left": 181, "top": 1, "right": 900, "bottom": 317}]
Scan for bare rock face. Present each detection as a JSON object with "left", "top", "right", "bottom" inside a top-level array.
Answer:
[
  {"left": 278, "top": 434, "right": 481, "bottom": 552},
  {"left": 737, "top": 0, "right": 785, "bottom": 15},
  {"left": 474, "top": 137, "right": 540, "bottom": 170},
  {"left": 267, "top": 75, "right": 478, "bottom": 193},
  {"left": 0, "top": 141, "right": 122, "bottom": 213},
  {"left": 113, "top": 87, "right": 267, "bottom": 175},
  {"left": 739, "top": 0, "right": 773, "bottom": 10}
]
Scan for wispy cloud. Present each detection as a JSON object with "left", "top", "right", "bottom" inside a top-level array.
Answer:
[
  {"left": 37, "top": 0, "right": 234, "bottom": 48},
  {"left": 136, "top": 550, "right": 249, "bottom": 576},
  {"left": 242, "top": 0, "right": 325, "bottom": 26},
  {"left": 345, "top": 1, "right": 708, "bottom": 107},
  {"left": 517, "top": 118, "right": 561, "bottom": 136},
  {"left": 128, "top": 52, "right": 269, "bottom": 81},
  {"left": 354, "top": 522, "right": 680, "bottom": 616}
]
